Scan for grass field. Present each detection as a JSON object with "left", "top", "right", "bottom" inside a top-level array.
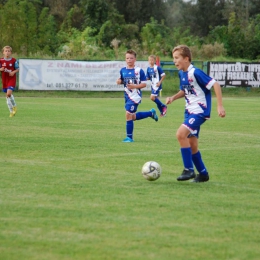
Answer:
[{"left": 0, "top": 95, "right": 260, "bottom": 260}]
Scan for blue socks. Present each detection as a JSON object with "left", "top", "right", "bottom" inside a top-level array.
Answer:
[
  {"left": 181, "top": 147, "right": 194, "bottom": 172},
  {"left": 154, "top": 98, "right": 164, "bottom": 113},
  {"left": 126, "top": 120, "right": 133, "bottom": 139},
  {"left": 181, "top": 148, "right": 208, "bottom": 175},
  {"left": 135, "top": 111, "right": 152, "bottom": 120},
  {"left": 192, "top": 151, "right": 208, "bottom": 175}
]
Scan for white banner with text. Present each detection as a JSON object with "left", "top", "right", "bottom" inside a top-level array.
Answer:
[
  {"left": 19, "top": 59, "right": 151, "bottom": 91},
  {"left": 208, "top": 62, "right": 260, "bottom": 87}
]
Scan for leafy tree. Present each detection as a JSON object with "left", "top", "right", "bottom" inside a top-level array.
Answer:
[
  {"left": 38, "top": 7, "right": 58, "bottom": 55},
  {"left": 60, "top": 5, "right": 84, "bottom": 33},
  {"left": 43, "top": 0, "right": 74, "bottom": 26},
  {"left": 140, "top": 18, "right": 172, "bottom": 55},
  {"left": 19, "top": 0, "right": 39, "bottom": 55},
  {"left": 227, "top": 12, "right": 245, "bottom": 58},
  {"left": 97, "top": 13, "right": 126, "bottom": 47},
  {"left": 80, "top": 0, "right": 112, "bottom": 32},
  {"left": 182, "top": 0, "right": 227, "bottom": 37},
  {"left": 242, "top": 14, "right": 260, "bottom": 59},
  {"left": 113, "top": 0, "right": 169, "bottom": 28},
  {"left": 0, "top": 0, "right": 27, "bottom": 53}
]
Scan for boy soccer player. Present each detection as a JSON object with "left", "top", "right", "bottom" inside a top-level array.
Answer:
[
  {"left": 116, "top": 49, "right": 158, "bottom": 143},
  {"left": 0, "top": 46, "right": 19, "bottom": 117},
  {"left": 166, "top": 45, "right": 226, "bottom": 182},
  {"left": 146, "top": 55, "right": 167, "bottom": 117}
]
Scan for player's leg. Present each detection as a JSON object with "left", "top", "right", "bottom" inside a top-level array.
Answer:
[
  {"left": 122, "top": 104, "right": 138, "bottom": 142},
  {"left": 135, "top": 96, "right": 158, "bottom": 122},
  {"left": 176, "top": 124, "right": 195, "bottom": 181},
  {"left": 4, "top": 88, "right": 14, "bottom": 117},
  {"left": 9, "top": 88, "right": 17, "bottom": 115},
  {"left": 135, "top": 108, "right": 158, "bottom": 122},
  {"left": 189, "top": 136, "right": 209, "bottom": 183},
  {"left": 176, "top": 114, "right": 207, "bottom": 181},
  {"left": 151, "top": 90, "right": 167, "bottom": 117}
]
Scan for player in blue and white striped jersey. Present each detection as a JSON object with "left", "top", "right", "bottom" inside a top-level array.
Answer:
[
  {"left": 146, "top": 55, "right": 167, "bottom": 117},
  {"left": 166, "top": 45, "right": 226, "bottom": 183},
  {"left": 116, "top": 50, "right": 158, "bottom": 143}
]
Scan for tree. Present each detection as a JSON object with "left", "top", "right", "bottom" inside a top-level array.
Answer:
[
  {"left": 182, "top": 0, "right": 227, "bottom": 37},
  {"left": 112, "top": 0, "right": 169, "bottom": 28},
  {"left": 80, "top": 0, "right": 112, "bottom": 32},
  {"left": 140, "top": 18, "right": 172, "bottom": 55},
  {"left": 43, "top": 0, "right": 74, "bottom": 26},
  {"left": 19, "top": 0, "right": 39, "bottom": 55},
  {"left": 0, "top": 0, "right": 27, "bottom": 54},
  {"left": 38, "top": 7, "right": 58, "bottom": 55}
]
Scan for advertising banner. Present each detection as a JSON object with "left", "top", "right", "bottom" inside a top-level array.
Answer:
[
  {"left": 208, "top": 62, "right": 260, "bottom": 87},
  {"left": 19, "top": 59, "right": 151, "bottom": 91}
]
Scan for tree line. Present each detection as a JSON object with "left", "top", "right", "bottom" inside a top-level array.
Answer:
[{"left": 0, "top": 0, "right": 260, "bottom": 60}]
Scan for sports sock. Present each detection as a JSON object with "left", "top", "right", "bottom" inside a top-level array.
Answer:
[
  {"left": 10, "top": 95, "right": 16, "bottom": 106},
  {"left": 180, "top": 147, "right": 194, "bottom": 172},
  {"left": 126, "top": 120, "right": 134, "bottom": 139},
  {"left": 154, "top": 98, "right": 164, "bottom": 113},
  {"left": 6, "top": 97, "right": 13, "bottom": 112},
  {"left": 192, "top": 151, "right": 208, "bottom": 175},
  {"left": 136, "top": 111, "right": 152, "bottom": 120}
]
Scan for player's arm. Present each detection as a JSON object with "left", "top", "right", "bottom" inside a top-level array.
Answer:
[
  {"left": 116, "top": 78, "right": 123, "bottom": 84},
  {"left": 127, "top": 81, "right": 146, "bottom": 90},
  {"left": 213, "top": 82, "right": 226, "bottom": 117},
  {"left": 157, "top": 74, "right": 166, "bottom": 87},
  {"left": 10, "top": 69, "right": 19, "bottom": 76},
  {"left": 166, "top": 90, "right": 185, "bottom": 105},
  {"left": 9, "top": 61, "right": 19, "bottom": 76},
  {"left": 116, "top": 71, "right": 123, "bottom": 85}
]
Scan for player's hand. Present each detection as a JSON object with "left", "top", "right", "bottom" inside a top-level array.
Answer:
[
  {"left": 218, "top": 106, "right": 226, "bottom": 117},
  {"left": 116, "top": 78, "right": 122, "bottom": 84},
  {"left": 0, "top": 67, "right": 4, "bottom": 71},
  {"left": 126, "top": 83, "right": 135, "bottom": 90},
  {"left": 166, "top": 96, "right": 173, "bottom": 105}
]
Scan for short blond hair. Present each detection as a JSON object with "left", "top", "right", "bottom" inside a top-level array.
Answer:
[
  {"left": 2, "top": 46, "right": 12, "bottom": 52},
  {"left": 148, "top": 55, "right": 156, "bottom": 61}
]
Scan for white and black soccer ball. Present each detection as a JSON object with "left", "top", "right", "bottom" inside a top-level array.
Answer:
[{"left": 141, "top": 161, "right": 161, "bottom": 181}]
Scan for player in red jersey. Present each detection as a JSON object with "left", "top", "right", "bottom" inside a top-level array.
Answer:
[{"left": 0, "top": 46, "right": 19, "bottom": 117}]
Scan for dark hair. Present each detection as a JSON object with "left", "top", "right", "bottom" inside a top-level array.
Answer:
[
  {"left": 126, "top": 49, "right": 137, "bottom": 57},
  {"left": 172, "top": 45, "right": 192, "bottom": 62}
]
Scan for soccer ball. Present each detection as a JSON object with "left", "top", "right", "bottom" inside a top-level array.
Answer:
[{"left": 141, "top": 161, "right": 161, "bottom": 181}]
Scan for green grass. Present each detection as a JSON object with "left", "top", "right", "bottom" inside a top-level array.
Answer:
[{"left": 0, "top": 96, "right": 260, "bottom": 260}]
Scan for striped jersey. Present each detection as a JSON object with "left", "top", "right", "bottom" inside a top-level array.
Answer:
[
  {"left": 119, "top": 66, "right": 147, "bottom": 104},
  {"left": 146, "top": 65, "right": 165, "bottom": 91},
  {"left": 178, "top": 64, "right": 216, "bottom": 118}
]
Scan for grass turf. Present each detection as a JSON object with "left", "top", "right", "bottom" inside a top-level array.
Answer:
[{"left": 0, "top": 96, "right": 260, "bottom": 260}]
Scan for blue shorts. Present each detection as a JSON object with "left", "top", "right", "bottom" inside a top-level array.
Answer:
[
  {"left": 182, "top": 113, "right": 207, "bottom": 138},
  {"left": 125, "top": 103, "right": 139, "bottom": 113},
  {"left": 151, "top": 86, "right": 162, "bottom": 96},
  {"left": 2, "top": 87, "right": 15, "bottom": 93}
]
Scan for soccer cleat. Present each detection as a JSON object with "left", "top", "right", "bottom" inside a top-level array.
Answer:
[
  {"left": 12, "top": 106, "right": 17, "bottom": 115},
  {"left": 191, "top": 173, "right": 209, "bottom": 183},
  {"left": 177, "top": 169, "right": 196, "bottom": 181},
  {"left": 160, "top": 106, "right": 167, "bottom": 117},
  {"left": 9, "top": 112, "right": 14, "bottom": 118},
  {"left": 150, "top": 108, "right": 158, "bottom": 122},
  {"left": 122, "top": 137, "right": 134, "bottom": 143}
]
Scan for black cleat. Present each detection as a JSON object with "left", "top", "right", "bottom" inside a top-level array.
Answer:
[
  {"left": 177, "top": 169, "right": 196, "bottom": 181},
  {"left": 191, "top": 173, "right": 209, "bottom": 183}
]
